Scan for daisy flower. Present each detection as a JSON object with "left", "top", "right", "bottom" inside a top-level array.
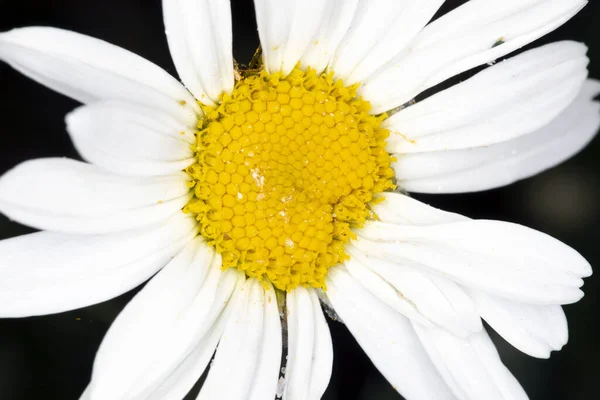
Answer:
[{"left": 0, "top": 0, "right": 598, "bottom": 399}]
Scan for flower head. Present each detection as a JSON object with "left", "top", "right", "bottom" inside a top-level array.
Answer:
[{"left": 0, "top": 1, "right": 598, "bottom": 399}]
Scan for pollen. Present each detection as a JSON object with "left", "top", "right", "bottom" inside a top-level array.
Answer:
[{"left": 184, "top": 66, "right": 395, "bottom": 291}]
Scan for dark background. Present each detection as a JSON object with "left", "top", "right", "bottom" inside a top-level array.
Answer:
[{"left": 0, "top": 0, "right": 599, "bottom": 399}]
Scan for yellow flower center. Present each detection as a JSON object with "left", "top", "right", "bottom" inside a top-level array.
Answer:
[{"left": 184, "top": 66, "right": 395, "bottom": 291}]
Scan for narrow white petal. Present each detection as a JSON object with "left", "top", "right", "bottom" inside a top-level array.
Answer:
[
  {"left": 394, "top": 79, "right": 600, "bottom": 193},
  {"left": 371, "top": 192, "right": 467, "bottom": 225},
  {"left": 347, "top": 246, "right": 481, "bottom": 337},
  {"left": 354, "top": 194, "right": 477, "bottom": 335},
  {"left": 163, "top": 0, "right": 234, "bottom": 105},
  {"left": 0, "top": 213, "right": 197, "bottom": 317},
  {"left": 89, "top": 249, "right": 240, "bottom": 400},
  {"left": 0, "top": 27, "right": 199, "bottom": 124},
  {"left": 284, "top": 287, "right": 333, "bottom": 400},
  {"left": 248, "top": 283, "right": 283, "bottom": 400},
  {"left": 355, "top": 219, "right": 590, "bottom": 305},
  {"left": 196, "top": 279, "right": 262, "bottom": 399},
  {"left": 146, "top": 310, "right": 229, "bottom": 400},
  {"left": 331, "top": 0, "right": 443, "bottom": 84},
  {"left": 0, "top": 195, "right": 190, "bottom": 235},
  {"left": 385, "top": 42, "right": 589, "bottom": 153},
  {"left": 471, "top": 291, "right": 568, "bottom": 359},
  {"left": 299, "top": 0, "right": 359, "bottom": 74},
  {"left": 470, "top": 330, "right": 531, "bottom": 399},
  {"left": 0, "top": 158, "right": 191, "bottom": 234},
  {"left": 145, "top": 271, "right": 246, "bottom": 400},
  {"left": 255, "top": 0, "right": 327, "bottom": 75},
  {"left": 89, "top": 238, "right": 214, "bottom": 398},
  {"left": 198, "top": 279, "right": 282, "bottom": 400},
  {"left": 414, "top": 324, "right": 528, "bottom": 400},
  {"left": 361, "top": 0, "right": 587, "bottom": 113},
  {"left": 137, "top": 268, "right": 241, "bottom": 399},
  {"left": 306, "top": 289, "right": 333, "bottom": 399},
  {"left": 344, "top": 253, "right": 434, "bottom": 328},
  {"left": 67, "top": 101, "right": 196, "bottom": 177},
  {"left": 284, "top": 286, "right": 315, "bottom": 400},
  {"left": 326, "top": 266, "right": 455, "bottom": 400}
]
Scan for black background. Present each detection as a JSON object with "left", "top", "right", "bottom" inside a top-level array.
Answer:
[{"left": 0, "top": 1, "right": 599, "bottom": 399}]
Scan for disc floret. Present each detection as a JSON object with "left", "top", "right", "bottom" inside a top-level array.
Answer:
[{"left": 184, "top": 66, "right": 395, "bottom": 291}]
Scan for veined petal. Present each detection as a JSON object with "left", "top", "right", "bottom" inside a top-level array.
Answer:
[
  {"left": 385, "top": 42, "right": 589, "bottom": 153},
  {"left": 299, "top": 0, "right": 359, "bottom": 74},
  {"left": 413, "top": 324, "right": 528, "bottom": 400},
  {"left": 163, "top": 0, "right": 234, "bottom": 105},
  {"left": 198, "top": 279, "right": 282, "bottom": 400},
  {"left": 331, "top": 0, "right": 444, "bottom": 84},
  {"left": 346, "top": 246, "right": 481, "bottom": 338},
  {"left": 326, "top": 266, "right": 455, "bottom": 400},
  {"left": 0, "top": 27, "right": 199, "bottom": 124},
  {"left": 88, "top": 238, "right": 214, "bottom": 398},
  {"left": 306, "top": 289, "right": 334, "bottom": 399},
  {"left": 145, "top": 305, "right": 232, "bottom": 400},
  {"left": 371, "top": 192, "right": 467, "bottom": 226},
  {"left": 471, "top": 291, "right": 568, "bottom": 359},
  {"left": 67, "top": 101, "right": 196, "bottom": 177},
  {"left": 0, "top": 158, "right": 191, "bottom": 234},
  {"left": 255, "top": 0, "right": 328, "bottom": 76},
  {"left": 0, "top": 213, "right": 197, "bottom": 317},
  {"left": 394, "top": 79, "right": 600, "bottom": 193},
  {"left": 343, "top": 252, "right": 434, "bottom": 328},
  {"left": 284, "top": 286, "right": 314, "bottom": 400},
  {"left": 284, "top": 287, "right": 333, "bottom": 400},
  {"left": 248, "top": 282, "right": 283, "bottom": 400},
  {"left": 355, "top": 219, "right": 590, "bottom": 305},
  {"left": 88, "top": 247, "right": 241, "bottom": 400},
  {"left": 355, "top": 193, "right": 480, "bottom": 335},
  {"left": 361, "top": 0, "right": 587, "bottom": 113}
]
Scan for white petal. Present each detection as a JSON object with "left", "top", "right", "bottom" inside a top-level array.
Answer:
[
  {"left": 355, "top": 195, "right": 477, "bottom": 335},
  {"left": 372, "top": 192, "right": 467, "bottom": 225},
  {"left": 360, "top": 0, "right": 587, "bottom": 113},
  {"left": 343, "top": 252, "right": 433, "bottom": 328},
  {"left": 0, "top": 158, "right": 191, "bottom": 234},
  {"left": 385, "top": 42, "right": 589, "bottom": 153},
  {"left": 331, "top": 0, "right": 443, "bottom": 84},
  {"left": 0, "top": 27, "right": 199, "bottom": 124},
  {"left": 198, "top": 279, "right": 282, "bottom": 400},
  {"left": 145, "top": 270, "right": 246, "bottom": 400},
  {"left": 79, "top": 385, "right": 91, "bottom": 400},
  {"left": 163, "top": 0, "right": 234, "bottom": 105},
  {"left": 306, "top": 289, "right": 334, "bottom": 399},
  {"left": 346, "top": 246, "right": 481, "bottom": 338},
  {"left": 248, "top": 282, "right": 283, "bottom": 400},
  {"left": 88, "top": 246, "right": 241, "bottom": 400},
  {"left": 471, "top": 291, "right": 568, "bottom": 359},
  {"left": 326, "top": 266, "right": 455, "bottom": 400},
  {"left": 0, "top": 213, "right": 197, "bottom": 317},
  {"left": 299, "top": 0, "right": 359, "bottom": 74},
  {"left": 355, "top": 219, "right": 590, "bottom": 305},
  {"left": 284, "top": 286, "right": 314, "bottom": 400},
  {"left": 255, "top": 0, "right": 327, "bottom": 76},
  {"left": 67, "top": 101, "right": 196, "bottom": 177},
  {"left": 89, "top": 238, "right": 214, "bottom": 398},
  {"left": 284, "top": 287, "right": 333, "bottom": 400},
  {"left": 141, "top": 269, "right": 242, "bottom": 400},
  {"left": 145, "top": 306, "right": 231, "bottom": 400},
  {"left": 394, "top": 79, "right": 600, "bottom": 193},
  {"left": 414, "top": 324, "right": 528, "bottom": 400}
]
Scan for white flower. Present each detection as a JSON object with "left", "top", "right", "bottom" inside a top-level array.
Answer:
[{"left": 0, "top": 1, "right": 598, "bottom": 400}]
